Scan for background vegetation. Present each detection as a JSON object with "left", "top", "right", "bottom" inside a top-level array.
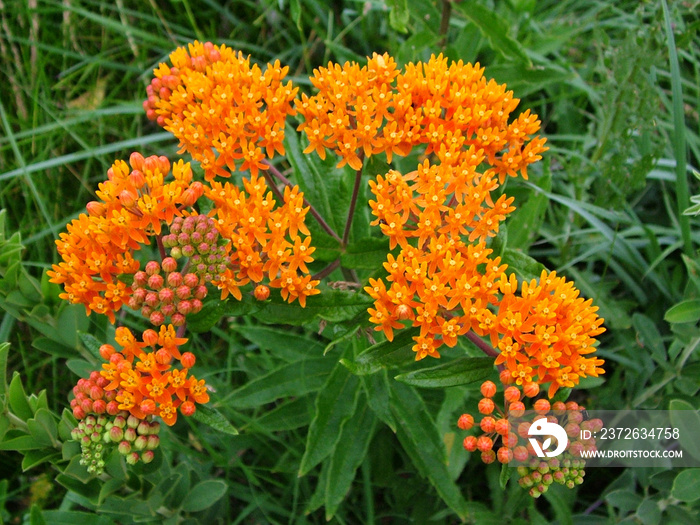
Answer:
[{"left": 1, "top": 0, "right": 699, "bottom": 523}]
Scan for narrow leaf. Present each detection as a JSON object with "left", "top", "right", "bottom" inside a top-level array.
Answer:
[
  {"left": 192, "top": 405, "right": 238, "bottom": 435},
  {"left": 299, "top": 364, "right": 361, "bottom": 476},
  {"left": 181, "top": 480, "right": 227, "bottom": 512},
  {"left": 227, "top": 357, "right": 335, "bottom": 409},
  {"left": 395, "top": 356, "right": 495, "bottom": 388}
]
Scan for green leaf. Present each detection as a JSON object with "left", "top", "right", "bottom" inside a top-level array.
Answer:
[
  {"left": 235, "top": 325, "right": 325, "bottom": 361},
  {"left": 395, "top": 356, "right": 495, "bottom": 388},
  {"left": 56, "top": 304, "right": 89, "bottom": 349},
  {"left": 669, "top": 399, "right": 700, "bottom": 461},
  {"left": 0, "top": 435, "right": 45, "bottom": 451},
  {"left": 351, "top": 328, "right": 418, "bottom": 374},
  {"left": 665, "top": 299, "right": 700, "bottom": 324},
  {"left": 192, "top": 405, "right": 238, "bottom": 435},
  {"left": 253, "top": 289, "right": 372, "bottom": 326},
  {"left": 507, "top": 171, "right": 551, "bottom": 251},
  {"left": 501, "top": 248, "right": 546, "bottom": 282},
  {"left": 386, "top": 0, "right": 409, "bottom": 33},
  {"left": 40, "top": 510, "right": 114, "bottom": 525},
  {"left": 632, "top": 313, "right": 667, "bottom": 363},
  {"left": 390, "top": 382, "right": 469, "bottom": 520},
  {"left": 30, "top": 505, "right": 46, "bottom": 525},
  {"left": 361, "top": 371, "right": 396, "bottom": 431},
  {"left": 341, "top": 237, "right": 393, "bottom": 270},
  {"left": 55, "top": 474, "right": 101, "bottom": 504},
  {"left": 187, "top": 294, "right": 259, "bottom": 333},
  {"left": 0, "top": 342, "right": 8, "bottom": 399},
  {"left": 181, "top": 480, "right": 227, "bottom": 512},
  {"left": 499, "top": 463, "right": 512, "bottom": 490},
  {"left": 66, "top": 359, "right": 95, "bottom": 378},
  {"left": 636, "top": 498, "right": 662, "bottom": 525},
  {"left": 78, "top": 332, "right": 103, "bottom": 360},
  {"left": 27, "top": 408, "right": 59, "bottom": 447},
  {"left": 324, "top": 400, "right": 376, "bottom": 520},
  {"left": 299, "top": 364, "right": 361, "bottom": 476},
  {"left": 252, "top": 396, "right": 313, "bottom": 432},
  {"left": 9, "top": 371, "right": 34, "bottom": 420},
  {"left": 31, "top": 337, "right": 76, "bottom": 359},
  {"left": 22, "top": 449, "right": 61, "bottom": 471},
  {"left": 227, "top": 357, "right": 335, "bottom": 409},
  {"left": 671, "top": 469, "right": 700, "bottom": 502},
  {"left": 453, "top": 2, "right": 531, "bottom": 65}
]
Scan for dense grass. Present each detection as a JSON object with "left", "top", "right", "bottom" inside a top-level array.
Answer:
[{"left": 1, "top": 0, "right": 700, "bottom": 523}]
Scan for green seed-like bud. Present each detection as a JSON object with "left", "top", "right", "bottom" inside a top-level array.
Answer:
[
  {"left": 141, "top": 450, "right": 155, "bottom": 464},
  {"left": 147, "top": 435, "right": 160, "bottom": 450},
  {"left": 127, "top": 415, "right": 140, "bottom": 429},
  {"left": 134, "top": 435, "right": 148, "bottom": 451},
  {"left": 118, "top": 440, "right": 132, "bottom": 455},
  {"left": 125, "top": 452, "right": 140, "bottom": 465},
  {"left": 137, "top": 421, "right": 151, "bottom": 435}
]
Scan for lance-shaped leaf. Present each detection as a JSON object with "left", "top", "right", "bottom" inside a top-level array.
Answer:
[
  {"left": 299, "top": 364, "right": 361, "bottom": 476},
  {"left": 395, "top": 356, "right": 495, "bottom": 388}
]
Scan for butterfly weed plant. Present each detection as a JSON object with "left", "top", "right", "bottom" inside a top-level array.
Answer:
[{"left": 0, "top": 38, "right": 613, "bottom": 521}]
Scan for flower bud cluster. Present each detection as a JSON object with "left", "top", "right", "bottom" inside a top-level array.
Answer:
[
  {"left": 70, "top": 371, "right": 119, "bottom": 420},
  {"left": 70, "top": 410, "right": 161, "bottom": 475},
  {"left": 517, "top": 456, "right": 587, "bottom": 498},
  {"left": 70, "top": 414, "right": 110, "bottom": 475},
  {"left": 162, "top": 215, "right": 230, "bottom": 284},
  {"left": 128, "top": 257, "right": 206, "bottom": 326},
  {"left": 104, "top": 411, "right": 161, "bottom": 467},
  {"left": 457, "top": 381, "right": 600, "bottom": 497}
]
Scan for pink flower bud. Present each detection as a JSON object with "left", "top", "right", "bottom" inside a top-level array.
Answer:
[
  {"left": 176, "top": 286, "right": 191, "bottom": 300},
  {"left": 145, "top": 261, "right": 161, "bottom": 276},
  {"left": 191, "top": 299, "right": 203, "bottom": 313},
  {"left": 158, "top": 287, "right": 175, "bottom": 304},
  {"left": 171, "top": 313, "right": 186, "bottom": 326},
  {"left": 181, "top": 352, "right": 196, "bottom": 368},
  {"left": 129, "top": 170, "right": 146, "bottom": 188},
  {"left": 182, "top": 245, "right": 195, "bottom": 257},
  {"left": 133, "top": 271, "right": 148, "bottom": 286},
  {"left": 180, "top": 400, "right": 196, "bottom": 416},
  {"left": 193, "top": 285, "right": 208, "bottom": 300},
  {"left": 177, "top": 301, "right": 192, "bottom": 315},
  {"left": 106, "top": 401, "right": 120, "bottom": 415},
  {"left": 99, "top": 344, "right": 116, "bottom": 360},
  {"left": 119, "top": 190, "right": 138, "bottom": 208},
  {"left": 161, "top": 257, "right": 177, "bottom": 273},
  {"left": 145, "top": 292, "right": 159, "bottom": 307},
  {"left": 142, "top": 329, "right": 158, "bottom": 347},
  {"left": 148, "top": 274, "right": 164, "bottom": 290},
  {"left": 184, "top": 273, "right": 199, "bottom": 288},
  {"left": 129, "top": 152, "right": 145, "bottom": 171},
  {"left": 86, "top": 201, "right": 106, "bottom": 216},
  {"left": 167, "top": 272, "right": 183, "bottom": 287},
  {"left": 149, "top": 311, "right": 165, "bottom": 326},
  {"left": 161, "top": 304, "right": 176, "bottom": 317}
]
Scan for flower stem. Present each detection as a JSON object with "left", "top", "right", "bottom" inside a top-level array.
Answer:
[
  {"left": 342, "top": 156, "right": 365, "bottom": 247},
  {"left": 262, "top": 160, "right": 342, "bottom": 243},
  {"left": 312, "top": 259, "right": 341, "bottom": 281},
  {"left": 439, "top": 0, "right": 452, "bottom": 49},
  {"left": 156, "top": 234, "right": 166, "bottom": 260},
  {"left": 466, "top": 330, "right": 498, "bottom": 358}
]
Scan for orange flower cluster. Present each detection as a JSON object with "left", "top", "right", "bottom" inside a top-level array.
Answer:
[
  {"left": 494, "top": 271, "right": 606, "bottom": 398},
  {"left": 205, "top": 174, "right": 320, "bottom": 306},
  {"left": 48, "top": 153, "right": 203, "bottom": 322},
  {"left": 350, "top": 54, "right": 605, "bottom": 397},
  {"left": 98, "top": 325, "right": 208, "bottom": 426},
  {"left": 296, "top": 53, "right": 546, "bottom": 175},
  {"left": 145, "top": 41, "right": 297, "bottom": 180}
]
